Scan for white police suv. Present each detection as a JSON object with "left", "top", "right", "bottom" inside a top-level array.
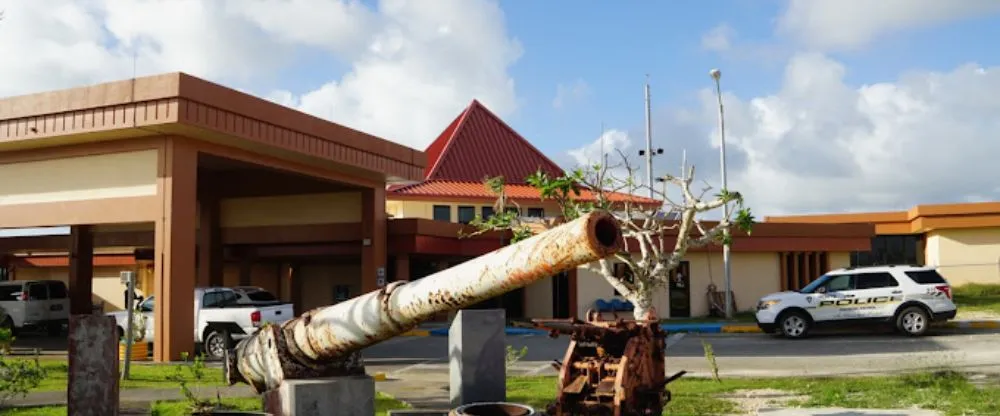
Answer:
[{"left": 755, "top": 265, "right": 957, "bottom": 339}]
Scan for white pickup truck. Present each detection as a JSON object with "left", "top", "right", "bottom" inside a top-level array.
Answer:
[{"left": 107, "top": 287, "right": 294, "bottom": 360}]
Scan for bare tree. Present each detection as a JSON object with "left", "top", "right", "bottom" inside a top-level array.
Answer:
[{"left": 463, "top": 149, "right": 754, "bottom": 320}]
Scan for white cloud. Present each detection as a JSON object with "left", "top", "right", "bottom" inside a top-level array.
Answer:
[
  {"left": 701, "top": 24, "right": 736, "bottom": 52},
  {"left": 569, "top": 53, "right": 1000, "bottom": 216},
  {"left": 552, "top": 78, "right": 591, "bottom": 110},
  {"left": 0, "top": 0, "right": 522, "bottom": 150},
  {"left": 776, "top": 0, "right": 1000, "bottom": 51},
  {"left": 567, "top": 129, "right": 631, "bottom": 167}
]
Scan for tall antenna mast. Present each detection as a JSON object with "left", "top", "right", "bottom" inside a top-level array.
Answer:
[
  {"left": 682, "top": 149, "right": 688, "bottom": 181},
  {"left": 644, "top": 75, "right": 654, "bottom": 198}
]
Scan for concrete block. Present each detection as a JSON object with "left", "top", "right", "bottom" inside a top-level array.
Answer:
[
  {"left": 449, "top": 309, "right": 506, "bottom": 408},
  {"left": 67, "top": 315, "right": 119, "bottom": 416},
  {"left": 262, "top": 375, "right": 375, "bottom": 416}
]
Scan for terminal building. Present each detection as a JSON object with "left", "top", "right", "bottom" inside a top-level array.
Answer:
[{"left": 15, "top": 73, "right": 989, "bottom": 361}]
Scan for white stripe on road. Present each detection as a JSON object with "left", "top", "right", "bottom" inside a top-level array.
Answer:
[
  {"left": 665, "top": 333, "right": 686, "bottom": 349},
  {"left": 390, "top": 359, "right": 440, "bottom": 376},
  {"left": 525, "top": 362, "right": 554, "bottom": 376}
]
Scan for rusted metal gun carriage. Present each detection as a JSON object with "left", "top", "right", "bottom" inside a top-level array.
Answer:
[
  {"left": 225, "top": 211, "right": 624, "bottom": 395},
  {"left": 529, "top": 310, "right": 686, "bottom": 416}
]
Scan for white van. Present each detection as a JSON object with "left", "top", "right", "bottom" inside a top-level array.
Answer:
[{"left": 0, "top": 280, "right": 70, "bottom": 335}]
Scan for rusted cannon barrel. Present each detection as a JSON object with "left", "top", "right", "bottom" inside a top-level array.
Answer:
[{"left": 226, "top": 211, "right": 623, "bottom": 393}]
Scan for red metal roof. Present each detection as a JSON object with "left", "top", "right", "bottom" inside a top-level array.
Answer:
[
  {"left": 391, "top": 99, "right": 661, "bottom": 207},
  {"left": 422, "top": 100, "right": 565, "bottom": 183},
  {"left": 389, "top": 180, "right": 660, "bottom": 205}
]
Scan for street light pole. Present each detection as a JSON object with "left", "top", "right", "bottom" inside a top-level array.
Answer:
[
  {"left": 710, "top": 68, "right": 733, "bottom": 319},
  {"left": 644, "top": 75, "right": 654, "bottom": 199}
]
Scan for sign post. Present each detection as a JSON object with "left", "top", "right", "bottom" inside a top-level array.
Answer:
[{"left": 120, "top": 271, "right": 136, "bottom": 380}]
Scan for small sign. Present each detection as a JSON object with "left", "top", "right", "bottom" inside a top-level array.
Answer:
[{"left": 120, "top": 271, "right": 136, "bottom": 285}]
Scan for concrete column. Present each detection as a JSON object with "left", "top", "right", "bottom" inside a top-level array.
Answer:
[
  {"left": 360, "top": 187, "right": 386, "bottom": 294},
  {"left": 568, "top": 268, "right": 579, "bottom": 319},
  {"left": 67, "top": 315, "right": 119, "bottom": 415},
  {"left": 394, "top": 254, "right": 410, "bottom": 282},
  {"left": 68, "top": 225, "right": 94, "bottom": 315},
  {"left": 238, "top": 248, "right": 254, "bottom": 286},
  {"left": 197, "top": 195, "right": 223, "bottom": 287},
  {"left": 449, "top": 309, "right": 506, "bottom": 407},
  {"left": 153, "top": 139, "right": 198, "bottom": 362}
]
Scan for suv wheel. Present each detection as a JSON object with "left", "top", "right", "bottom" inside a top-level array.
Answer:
[
  {"left": 779, "top": 311, "right": 811, "bottom": 339},
  {"left": 896, "top": 306, "right": 930, "bottom": 336}
]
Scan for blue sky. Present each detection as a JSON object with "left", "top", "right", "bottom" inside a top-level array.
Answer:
[
  {"left": 235, "top": 0, "right": 1000, "bottom": 167},
  {"left": 3, "top": 0, "right": 1000, "bottom": 235},
  {"left": 494, "top": 0, "right": 1000, "bottom": 163}
]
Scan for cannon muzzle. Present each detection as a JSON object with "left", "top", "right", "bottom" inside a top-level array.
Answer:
[{"left": 227, "top": 210, "right": 623, "bottom": 393}]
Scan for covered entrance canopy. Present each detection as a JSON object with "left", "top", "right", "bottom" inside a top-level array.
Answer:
[{"left": 0, "top": 72, "right": 425, "bottom": 361}]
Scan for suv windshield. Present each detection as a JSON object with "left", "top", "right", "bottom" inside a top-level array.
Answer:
[{"left": 799, "top": 274, "right": 830, "bottom": 293}]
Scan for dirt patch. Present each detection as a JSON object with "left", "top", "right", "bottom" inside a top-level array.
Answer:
[{"left": 716, "top": 389, "right": 809, "bottom": 415}]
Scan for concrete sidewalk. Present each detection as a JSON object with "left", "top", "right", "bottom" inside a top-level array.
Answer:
[{"left": 5, "top": 384, "right": 258, "bottom": 408}]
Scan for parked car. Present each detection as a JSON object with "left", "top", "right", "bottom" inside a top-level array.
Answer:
[
  {"left": 755, "top": 265, "right": 957, "bottom": 339},
  {"left": 0, "top": 280, "right": 69, "bottom": 336},
  {"left": 106, "top": 286, "right": 294, "bottom": 360}
]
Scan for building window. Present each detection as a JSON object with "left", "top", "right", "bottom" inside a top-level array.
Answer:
[
  {"left": 432, "top": 205, "right": 451, "bottom": 222},
  {"left": 457, "top": 206, "right": 476, "bottom": 224},
  {"left": 505, "top": 207, "right": 520, "bottom": 216},
  {"left": 481, "top": 206, "right": 495, "bottom": 219},
  {"left": 780, "top": 251, "right": 829, "bottom": 292},
  {"left": 850, "top": 235, "right": 922, "bottom": 267},
  {"left": 526, "top": 208, "right": 545, "bottom": 218}
]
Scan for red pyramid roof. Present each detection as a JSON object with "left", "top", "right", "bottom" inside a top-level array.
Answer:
[
  {"left": 422, "top": 100, "right": 565, "bottom": 183},
  {"left": 388, "top": 99, "right": 661, "bottom": 208}
]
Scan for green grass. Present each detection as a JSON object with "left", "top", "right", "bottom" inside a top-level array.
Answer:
[
  {"left": 8, "top": 359, "right": 227, "bottom": 392},
  {"left": 5, "top": 372, "right": 999, "bottom": 415},
  {"left": 508, "top": 371, "right": 1000, "bottom": 416},
  {"left": 953, "top": 283, "right": 1000, "bottom": 316},
  {"left": 0, "top": 392, "right": 411, "bottom": 416}
]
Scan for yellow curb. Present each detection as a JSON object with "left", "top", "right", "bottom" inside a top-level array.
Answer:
[
  {"left": 401, "top": 329, "right": 430, "bottom": 337},
  {"left": 967, "top": 321, "right": 1000, "bottom": 329},
  {"left": 373, "top": 372, "right": 387, "bottom": 382},
  {"left": 721, "top": 325, "right": 762, "bottom": 333}
]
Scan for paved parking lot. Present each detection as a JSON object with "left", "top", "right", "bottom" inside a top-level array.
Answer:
[
  {"left": 12, "top": 327, "right": 1000, "bottom": 379},
  {"left": 362, "top": 328, "right": 1000, "bottom": 379}
]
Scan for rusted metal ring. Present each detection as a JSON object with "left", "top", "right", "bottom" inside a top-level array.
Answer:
[{"left": 378, "top": 281, "right": 410, "bottom": 334}]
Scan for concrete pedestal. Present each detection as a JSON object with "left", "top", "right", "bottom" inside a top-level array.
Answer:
[
  {"left": 449, "top": 309, "right": 506, "bottom": 408},
  {"left": 262, "top": 375, "right": 375, "bottom": 416},
  {"left": 67, "top": 315, "right": 119, "bottom": 416}
]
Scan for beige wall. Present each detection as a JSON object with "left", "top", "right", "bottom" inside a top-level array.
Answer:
[
  {"left": 220, "top": 192, "right": 361, "bottom": 227},
  {"left": 0, "top": 150, "right": 158, "bottom": 206},
  {"left": 386, "top": 199, "right": 558, "bottom": 221},
  {"left": 14, "top": 265, "right": 139, "bottom": 313},
  {"left": 524, "top": 277, "right": 554, "bottom": 318},
  {"left": 296, "top": 263, "right": 361, "bottom": 312},
  {"left": 575, "top": 252, "right": 782, "bottom": 318},
  {"left": 926, "top": 227, "right": 1000, "bottom": 285},
  {"left": 828, "top": 252, "right": 851, "bottom": 271}
]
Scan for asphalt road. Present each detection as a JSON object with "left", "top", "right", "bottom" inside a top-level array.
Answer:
[{"left": 362, "top": 329, "right": 1000, "bottom": 381}]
